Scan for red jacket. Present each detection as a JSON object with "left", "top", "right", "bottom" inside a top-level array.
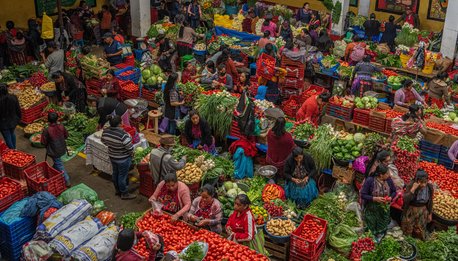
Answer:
[
  {"left": 226, "top": 208, "right": 256, "bottom": 242},
  {"left": 296, "top": 95, "right": 319, "bottom": 125},
  {"left": 266, "top": 131, "right": 295, "bottom": 165}
]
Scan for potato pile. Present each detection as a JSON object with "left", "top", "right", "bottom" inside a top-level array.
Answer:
[
  {"left": 18, "top": 88, "right": 45, "bottom": 109},
  {"left": 24, "top": 122, "right": 45, "bottom": 134},
  {"left": 177, "top": 163, "right": 203, "bottom": 184},
  {"left": 40, "top": 82, "right": 56, "bottom": 92},
  {"left": 433, "top": 192, "right": 458, "bottom": 220},
  {"left": 266, "top": 218, "right": 296, "bottom": 237}
]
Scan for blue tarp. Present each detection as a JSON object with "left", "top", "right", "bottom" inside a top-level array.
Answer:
[{"left": 215, "top": 26, "right": 261, "bottom": 42}]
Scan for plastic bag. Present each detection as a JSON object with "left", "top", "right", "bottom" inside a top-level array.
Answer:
[
  {"left": 95, "top": 211, "right": 116, "bottom": 225},
  {"left": 346, "top": 202, "right": 364, "bottom": 235},
  {"left": 22, "top": 240, "right": 53, "bottom": 261},
  {"left": 49, "top": 216, "right": 104, "bottom": 257},
  {"left": 0, "top": 198, "right": 29, "bottom": 224},
  {"left": 58, "top": 183, "right": 98, "bottom": 205},
  {"left": 71, "top": 225, "right": 119, "bottom": 261},
  {"left": 333, "top": 40, "right": 347, "bottom": 58},
  {"left": 91, "top": 200, "right": 106, "bottom": 215},
  {"left": 34, "top": 200, "right": 92, "bottom": 242},
  {"left": 41, "top": 13, "right": 54, "bottom": 40},
  {"left": 151, "top": 200, "right": 164, "bottom": 216},
  {"left": 329, "top": 224, "right": 358, "bottom": 255}
]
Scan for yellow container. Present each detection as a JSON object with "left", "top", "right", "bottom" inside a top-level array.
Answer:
[
  {"left": 400, "top": 54, "right": 411, "bottom": 68},
  {"left": 422, "top": 62, "right": 434, "bottom": 74}
]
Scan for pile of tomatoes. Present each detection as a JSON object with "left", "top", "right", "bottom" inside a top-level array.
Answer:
[
  {"left": 119, "top": 70, "right": 135, "bottom": 77},
  {"left": 136, "top": 213, "right": 268, "bottom": 261},
  {"left": 0, "top": 178, "right": 20, "bottom": 200},
  {"left": 297, "top": 218, "right": 325, "bottom": 242},
  {"left": 120, "top": 81, "right": 139, "bottom": 94},
  {"left": 2, "top": 150, "right": 35, "bottom": 167},
  {"left": 426, "top": 122, "right": 458, "bottom": 136},
  {"left": 419, "top": 161, "right": 458, "bottom": 198}
]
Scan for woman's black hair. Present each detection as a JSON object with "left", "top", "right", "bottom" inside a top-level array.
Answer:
[
  {"left": 263, "top": 31, "right": 270, "bottom": 38},
  {"left": 216, "top": 49, "right": 230, "bottom": 66},
  {"left": 437, "top": 71, "right": 449, "bottom": 80},
  {"left": 16, "top": 32, "right": 24, "bottom": 40},
  {"left": 107, "top": 69, "right": 115, "bottom": 76},
  {"left": 6, "top": 21, "right": 14, "bottom": 30},
  {"left": 189, "top": 110, "right": 199, "bottom": 118},
  {"left": 285, "top": 40, "right": 294, "bottom": 51},
  {"left": 178, "top": 20, "right": 189, "bottom": 38},
  {"left": 235, "top": 194, "right": 251, "bottom": 205},
  {"left": 353, "top": 35, "right": 361, "bottom": 42},
  {"left": 363, "top": 56, "right": 371, "bottom": 63},
  {"left": 401, "top": 104, "right": 421, "bottom": 121},
  {"left": 117, "top": 228, "right": 135, "bottom": 251},
  {"left": 415, "top": 169, "right": 428, "bottom": 181},
  {"left": 217, "top": 63, "right": 226, "bottom": 71},
  {"left": 265, "top": 43, "right": 274, "bottom": 54},
  {"left": 164, "top": 73, "right": 178, "bottom": 105},
  {"left": 200, "top": 184, "right": 215, "bottom": 197},
  {"left": 107, "top": 114, "right": 121, "bottom": 127},
  {"left": 164, "top": 172, "right": 178, "bottom": 183},
  {"left": 370, "top": 13, "right": 376, "bottom": 19},
  {"left": 206, "top": 60, "right": 215, "bottom": 71},
  {"left": 48, "top": 112, "right": 58, "bottom": 123},
  {"left": 51, "top": 71, "right": 63, "bottom": 80},
  {"left": 303, "top": 2, "right": 309, "bottom": 7},
  {"left": 0, "top": 83, "right": 18, "bottom": 121},
  {"left": 263, "top": 19, "right": 270, "bottom": 26},
  {"left": 373, "top": 164, "right": 389, "bottom": 177},
  {"left": 239, "top": 72, "right": 249, "bottom": 86},
  {"left": 292, "top": 147, "right": 304, "bottom": 158},
  {"left": 318, "top": 92, "right": 331, "bottom": 102},
  {"left": 403, "top": 79, "right": 413, "bottom": 88},
  {"left": 376, "top": 150, "right": 391, "bottom": 162},
  {"left": 272, "top": 117, "right": 286, "bottom": 137},
  {"left": 302, "top": 28, "right": 309, "bottom": 35},
  {"left": 82, "top": 46, "right": 92, "bottom": 55},
  {"left": 389, "top": 15, "right": 395, "bottom": 22}
]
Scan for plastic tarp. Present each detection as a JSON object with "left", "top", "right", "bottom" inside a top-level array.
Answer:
[{"left": 214, "top": 26, "right": 261, "bottom": 42}]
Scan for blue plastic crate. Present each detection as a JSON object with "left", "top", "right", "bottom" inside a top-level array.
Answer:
[
  {"left": 420, "top": 154, "right": 439, "bottom": 163},
  {"left": 114, "top": 66, "right": 141, "bottom": 83},
  {"left": 438, "top": 159, "right": 454, "bottom": 169},
  {"left": 420, "top": 151, "right": 440, "bottom": 160},
  {"left": 250, "top": 63, "right": 256, "bottom": 76},
  {"left": 0, "top": 215, "right": 36, "bottom": 244}
]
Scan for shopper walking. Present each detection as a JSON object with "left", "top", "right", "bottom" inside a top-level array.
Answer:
[
  {"left": 101, "top": 115, "right": 136, "bottom": 200},
  {"left": 149, "top": 135, "right": 186, "bottom": 186},
  {"left": 41, "top": 112, "right": 71, "bottom": 187},
  {"left": 0, "top": 83, "right": 21, "bottom": 149}
]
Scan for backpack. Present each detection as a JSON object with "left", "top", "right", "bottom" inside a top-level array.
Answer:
[{"left": 350, "top": 43, "right": 365, "bottom": 62}]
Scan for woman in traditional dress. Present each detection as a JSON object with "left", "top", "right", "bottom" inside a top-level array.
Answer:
[
  {"left": 186, "top": 184, "right": 223, "bottom": 233},
  {"left": 266, "top": 117, "right": 295, "bottom": 178}
]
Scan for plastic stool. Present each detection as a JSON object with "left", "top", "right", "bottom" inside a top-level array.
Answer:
[{"left": 146, "top": 110, "right": 163, "bottom": 134}]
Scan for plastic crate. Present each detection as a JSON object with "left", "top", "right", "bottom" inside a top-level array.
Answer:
[
  {"left": 420, "top": 140, "right": 442, "bottom": 153},
  {"left": 282, "top": 96, "right": 302, "bottom": 118},
  {"left": 326, "top": 103, "right": 354, "bottom": 121},
  {"left": 2, "top": 150, "right": 36, "bottom": 180},
  {"left": 289, "top": 241, "right": 325, "bottom": 261},
  {"left": 290, "top": 214, "right": 327, "bottom": 258},
  {"left": 24, "top": 162, "right": 66, "bottom": 196},
  {"left": 120, "top": 80, "right": 140, "bottom": 100},
  {"left": 352, "top": 108, "right": 370, "bottom": 126},
  {"left": 281, "top": 87, "right": 304, "bottom": 100},
  {"left": 301, "top": 85, "right": 326, "bottom": 102},
  {"left": 368, "top": 113, "right": 386, "bottom": 133},
  {"left": 282, "top": 77, "right": 305, "bottom": 90},
  {"left": 21, "top": 100, "right": 48, "bottom": 124},
  {"left": 0, "top": 177, "right": 24, "bottom": 212},
  {"left": 281, "top": 55, "right": 305, "bottom": 67},
  {"left": 385, "top": 118, "right": 393, "bottom": 134},
  {"left": 115, "top": 66, "right": 141, "bottom": 83},
  {"left": 256, "top": 53, "right": 276, "bottom": 80},
  {"left": 0, "top": 214, "right": 36, "bottom": 261},
  {"left": 141, "top": 87, "right": 156, "bottom": 101},
  {"left": 284, "top": 65, "right": 305, "bottom": 79},
  {"left": 139, "top": 170, "right": 155, "bottom": 198},
  {"left": 420, "top": 154, "right": 439, "bottom": 163}
]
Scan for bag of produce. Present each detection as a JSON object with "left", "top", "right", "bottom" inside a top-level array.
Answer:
[
  {"left": 22, "top": 240, "right": 54, "bottom": 261},
  {"left": 58, "top": 183, "right": 99, "bottom": 205},
  {"left": 34, "top": 200, "right": 92, "bottom": 242},
  {"left": 329, "top": 224, "right": 358, "bottom": 255},
  {"left": 333, "top": 40, "right": 347, "bottom": 58},
  {"left": 71, "top": 225, "right": 119, "bottom": 261},
  {"left": 346, "top": 202, "right": 364, "bottom": 234},
  {"left": 49, "top": 216, "right": 104, "bottom": 257}
]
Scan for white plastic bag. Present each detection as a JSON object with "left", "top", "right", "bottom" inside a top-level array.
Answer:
[
  {"left": 71, "top": 225, "right": 119, "bottom": 261},
  {"left": 151, "top": 200, "right": 164, "bottom": 216},
  {"left": 346, "top": 202, "right": 364, "bottom": 235}
]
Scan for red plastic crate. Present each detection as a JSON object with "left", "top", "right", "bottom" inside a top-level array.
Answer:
[
  {"left": 290, "top": 214, "right": 327, "bottom": 258},
  {"left": 289, "top": 240, "right": 325, "bottom": 261},
  {"left": 21, "top": 100, "right": 48, "bottom": 124},
  {"left": 301, "top": 85, "right": 326, "bottom": 103},
  {"left": 326, "top": 103, "right": 354, "bottom": 121},
  {"left": 282, "top": 77, "right": 305, "bottom": 90},
  {"left": 385, "top": 118, "right": 393, "bottom": 134},
  {"left": 353, "top": 108, "right": 370, "bottom": 126},
  {"left": 256, "top": 53, "right": 276, "bottom": 80},
  {"left": 120, "top": 80, "right": 140, "bottom": 100},
  {"left": 0, "top": 177, "right": 24, "bottom": 212},
  {"left": 284, "top": 65, "right": 305, "bottom": 79},
  {"left": 139, "top": 170, "right": 155, "bottom": 198},
  {"left": 368, "top": 113, "right": 386, "bottom": 133},
  {"left": 24, "top": 162, "right": 66, "bottom": 196},
  {"left": 2, "top": 150, "right": 36, "bottom": 180},
  {"left": 141, "top": 88, "right": 156, "bottom": 101},
  {"left": 282, "top": 96, "right": 302, "bottom": 118},
  {"left": 281, "top": 55, "right": 305, "bottom": 67},
  {"left": 281, "top": 87, "right": 304, "bottom": 100}
]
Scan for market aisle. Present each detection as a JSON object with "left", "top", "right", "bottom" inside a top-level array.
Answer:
[{"left": 14, "top": 128, "right": 150, "bottom": 217}]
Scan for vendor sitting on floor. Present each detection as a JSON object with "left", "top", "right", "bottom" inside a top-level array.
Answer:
[
  {"left": 184, "top": 110, "right": 216, "bottom": 154},
  {"left": 394, "top": 79, "right": 426, "bottom": 108},
  {"left": 149, "top": 172, "right": 192, "bottom": 221},
  {"left": 284, "top": 147, "right": 319, "bottom": 209},
  {"left": 115, "top": 229, "right": 164, "bottom": 261},
  {"left": 296, "top": 92, "right": 330, "bottom": 125},
  {"left": 185, "top": 184, "right": 223, "bottom": 233},
  {"left": 391, "top": 104, "right": 427, "bottom": 141}
]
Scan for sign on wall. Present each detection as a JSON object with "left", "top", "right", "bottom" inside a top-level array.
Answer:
[
  {"left": 35, "top": 0, "right": 96, "bottom": 16},
  {"left": 375, "top": 0, "right": 419, "bottom": 14},
  {"left": 427, "top": 0, "right": 447, "bottom": 21}
]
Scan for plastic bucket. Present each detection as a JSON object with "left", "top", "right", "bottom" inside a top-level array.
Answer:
[
  {"left": 400, "top": 54, "right": 411, "bottom": 68},
  {"left": 422, "top": 62, "right": 434, "bottom": 74}
]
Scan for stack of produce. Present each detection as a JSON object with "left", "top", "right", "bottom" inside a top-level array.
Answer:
[
  {"left": 320, "top": 55, "right": 339, "bottom": 72},
  {"left": 308, "top": 124, "right": 336, "bottom": 171},
  {"left": 426, "top": 121, "right": 458, "bottom": 136},
  {"left": 24, "top": 122, "right": 45, "bottom": 135},
  {"left": 251, "top": 205, "right": 268, "bottom": 226},
  {"left": 354, "top": 96, "right": 378, "bottom": 109},
  {"left": 433, "top": 192, "right": 458, "bottom": 220},
  {"left": 120, "top": 212, "right": 143, "bottom": 229},
  {"left": 141, "top": 64, "right": 166, "bottom": 86},
  {"left": 332, "top": 133, "right": 365, "bottom": 162},
  {"left": 64, "top": 113, "right": 98, "bottom": 150},
  {"left": 266, "top": 218, "right": 296, "bottom": 237},
  {"left": 262, "top": 184, "right": 285, "bottom": 202},
  {"left": 80, "top": 55, "right": 110, "bottom": 78},
  {"left": 419, "top": 161, "right": 458, "bottom": 198},
  {"left": 329, "top": 224, "right": 359, "bottom": 255},
  {"left": 176, "top": 163, "right": 204, "bottom": 185},
  {"left": 329, "top": 96, "right": 354, "bottom": 108},
  {"left": 178, "top": 82, "right": 202, "bottom": 106},
  {"left": 349, "top": 237, "right": 375, "bottom": 260},
  {"left": 263, "top": 200, "right": 284, "bottom": 217},
  {"left": 17, "top": 87, "right": 45, "bottom": 109},
  {"left": 361, "top": 236, "right": 400, "bottom": 260},
  {"left": 29, "top": 71, "right": 48, "bottom": 88},
  {"left": 362, "top": 132, "right": 387, "bottom": 158},
  {"left": 292, "top": 122, "right": 315, "bottom": 141},
  {"left": 392, "top": 136, "right": 420, "bottom": 183},
  {"left": 218, "top": 181, "right": 246, "bottom": 217},
  {"left": 387, "top": 75, "right": 410, "bottom": 89}
]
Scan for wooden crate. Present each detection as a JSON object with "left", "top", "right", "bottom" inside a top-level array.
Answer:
[{"left": 264, "top": 235, "right": 290, "bottom": 261}]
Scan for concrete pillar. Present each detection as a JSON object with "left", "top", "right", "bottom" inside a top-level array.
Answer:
[
  {"left": 331, "top": 0, "right": 350, "bottom": 36},
  {"left": 440, "top": 0, "right": 458, "bottom": 59},
  {"left": 358, "top": 0, "right": 370, "bottom": 17},
  {"left": 130, "top": 0, "right": 151, "bottom": 37}
]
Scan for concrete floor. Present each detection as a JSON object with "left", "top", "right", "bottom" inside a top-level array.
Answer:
[{"left": 14, "top": 127, "right": 150, "bottom": 217}]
